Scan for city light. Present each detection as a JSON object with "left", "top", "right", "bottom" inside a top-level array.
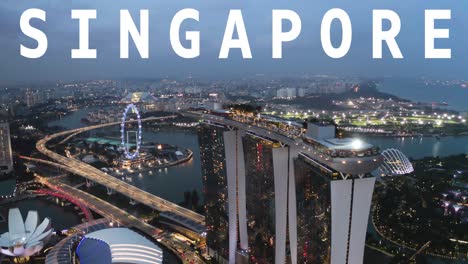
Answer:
[
  {"left": 2, "top": 75, "right": 468, "bottom": 263},
  {"left": 351, "top": 139, "right": 364, "bottom": 150},
  {"left": 121, "top": 104, "right": 142, "bottom": 160}
]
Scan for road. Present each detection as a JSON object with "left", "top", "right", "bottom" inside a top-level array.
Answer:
[
  {"left": 32, "top": 116, "right": 205, "bottom": 233},
  {"left": 38, "top": 176, "right": 205, "bottom": 264}
]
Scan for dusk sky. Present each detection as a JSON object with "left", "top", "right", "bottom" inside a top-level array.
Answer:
[{"left": 0, "top": 0, "right": 467, "bottom": 81}]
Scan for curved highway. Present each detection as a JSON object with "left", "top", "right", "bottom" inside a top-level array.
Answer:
[
  {"left": 37, "top": 177, "right": 205, "bottom": 264},
  {"left": 34, "top": 116, "right": 205, "bottom": 232}
]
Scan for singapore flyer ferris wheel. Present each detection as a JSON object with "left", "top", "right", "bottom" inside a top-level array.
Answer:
[{"left": 121, "top": 104, "right": 142, "bottom": 160}]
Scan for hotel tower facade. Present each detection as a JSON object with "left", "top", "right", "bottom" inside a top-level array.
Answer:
[{"left": 197, "top": 114, "right": 383, "bottom": 264}]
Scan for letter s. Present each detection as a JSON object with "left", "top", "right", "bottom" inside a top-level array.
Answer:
[{"left": 20, "top": 9, "right": 48, "bottom": 59}]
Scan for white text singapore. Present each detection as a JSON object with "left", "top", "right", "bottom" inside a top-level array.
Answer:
[{"left": 19, "top": 8, "right": 452, "bottom": 60}]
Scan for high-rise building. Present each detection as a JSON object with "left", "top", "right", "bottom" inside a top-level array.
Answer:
[
  {"left": 294, "top": 154, "right": 331, "bottom": 263},
  {"left": 222, "top": 129, "right": 249, "bottom": 264},
  {"left": 242, "top": 135, "right": 276, "bottom": 263},
  {"left": 295, "top": 122, "right": 381, "bottom": 264},
  {"left": 297, "top": 88, "right": 306, "bottom": 97},
  {"left": 198, "top": 124, "right": 230, "bottom": 263},
  {"left": 197, "top": 114, "right": 383, "bottom": 264},
  {"left": 276, "top": 88, "right": 297, "bottom": 99},
  {"left": 25, "top": 90, "right": 45, "bottom": 108},
  {"left": 0, "top": 122, "right": 13, "bottom": 174}
]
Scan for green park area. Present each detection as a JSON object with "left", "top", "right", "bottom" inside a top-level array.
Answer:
[{"left": 267, "top": 110, "right": 468, "bottom": 135}]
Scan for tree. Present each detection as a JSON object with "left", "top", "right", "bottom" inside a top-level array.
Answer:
[{"left": 228, "top": 104, "right": 261, "bottom": 114}]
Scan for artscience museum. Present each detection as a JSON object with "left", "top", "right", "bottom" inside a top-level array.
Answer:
[{"left": 0, "top": 208, "right": 53, "bottom": 258}]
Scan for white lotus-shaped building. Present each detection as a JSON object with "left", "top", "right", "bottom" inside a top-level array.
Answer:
[
  {"left": 379, "top": 148, "right": 414, "bottom": 176},
  {"left": 0, "top": 208, "right": 52, "bottom": 257}
]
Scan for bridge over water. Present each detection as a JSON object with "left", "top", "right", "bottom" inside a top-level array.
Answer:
[{"left": 27, "top": 115, "right": 205, "bottom": 234}]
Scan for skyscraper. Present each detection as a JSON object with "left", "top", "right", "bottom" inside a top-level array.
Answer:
[
  {"left": 294, "top": 154, "right": 331, "bottom": 263},
  {"left": 0, "top": 122, "right": 13, "bottom": 174},
  {"left": 195, "top": 113, "right": 383, "bottom": 264},
  {"left": 242, "top": 135, "right": 276, "bottom": 263},
  {"left": 297, "top": 122, "right": 381, "bottom": 264},
  {"left": 198, "top": 124, "right": 230, "bottom": 263}
]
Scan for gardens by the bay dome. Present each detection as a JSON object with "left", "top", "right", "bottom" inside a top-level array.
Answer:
[{"left": 379, "top": 148, "right": 414, "bottom": 176}]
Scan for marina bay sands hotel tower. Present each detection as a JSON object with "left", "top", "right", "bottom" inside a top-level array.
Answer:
[{"left": 198, "top": 116, "right": 383, "bottom": 264}]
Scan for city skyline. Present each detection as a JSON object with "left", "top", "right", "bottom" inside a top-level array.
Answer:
[
  {"left": 0, "top": 83, "right": 467, "bottom": 263},
  {"left": 0, "top": 0, "right": 467, "bottom": 262}
]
